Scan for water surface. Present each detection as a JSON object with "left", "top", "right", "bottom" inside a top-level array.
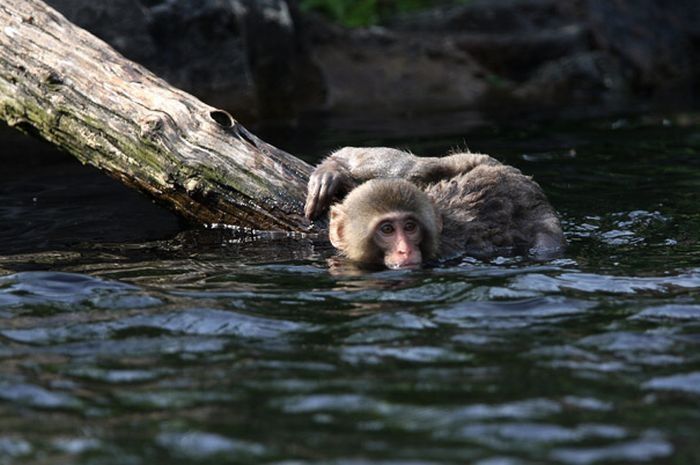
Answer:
[{"left": 1, "top": 114, "right": 700, "bottom": 464}]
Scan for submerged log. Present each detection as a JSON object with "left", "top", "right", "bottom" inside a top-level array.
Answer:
[{"left": 0, "top": 0, "right": 314, "bottom": 232}]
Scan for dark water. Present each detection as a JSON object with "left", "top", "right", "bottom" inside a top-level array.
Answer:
[{"left": 1, "top": 113, "right": 700, "bottom": 465}]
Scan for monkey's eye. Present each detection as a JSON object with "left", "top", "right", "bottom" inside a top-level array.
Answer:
[
  {"left": 379, "top": 223, "right": 395, "bottom": 235},
  {"left": 404, "top": 221, "right": 417, "bottom": 233}
]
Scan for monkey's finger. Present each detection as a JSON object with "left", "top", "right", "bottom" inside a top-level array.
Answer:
[
  {"left": 327, "top": 175, "right": 342, "bottom": 197},
  {"left": 316, "top": 173, "right": 337, "bottom": 214},
  {"left": 305, "top": 197, "right": 321, "bottom": 220},
  {"left": 304, "top": 177, "right": 321, "bottom": 219},
  {"left": 304, "top": 196, "right": 315, "bottom": 220},
  {"left": 305, "top": 194, "right": 320, "bottom": 220}
]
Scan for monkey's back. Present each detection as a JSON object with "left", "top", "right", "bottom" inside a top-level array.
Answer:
[{"left": 425, "top": 163, "right": 564, "bottom": 258}]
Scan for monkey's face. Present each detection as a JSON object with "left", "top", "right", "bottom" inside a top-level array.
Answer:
[
  {"left": 372, "top": 213, "right": 424, "bottom": 269},
  {"left": 328, "top": 179, "right": 441, "bottom": 269}
]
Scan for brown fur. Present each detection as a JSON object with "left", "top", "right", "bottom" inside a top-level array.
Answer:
[
  {"left": 425, "top": 163, "right": 563, "bottom": 258},
  {"left": 307, "top": 147, "right": 565, "bottom": 264}
]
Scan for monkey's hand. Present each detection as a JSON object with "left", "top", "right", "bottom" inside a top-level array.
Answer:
[{"left": 304, "top": 160, "right": 354, "bottom": 220}]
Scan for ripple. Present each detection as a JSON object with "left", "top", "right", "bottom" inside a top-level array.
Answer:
[
  {"left": 527, "top": 345, "right": 637, "bottom": 374},
  {"left": 566, "top": 210, "right": 669, "bottom": 247},
  {"left": 156, "top": 431, "right": 266, "bottom": 460},
  {"left": 442, "top": 422, "right": 627, "bottom": 447},
  {"left": 600, "top": 229, "right": 641, "bottom": 246},
  {"left": 0, "top": 382, "right": 81, "bottom": 410},
  {"left": 310, "top": 280, "right": 471, "bottom": 305},
  {"left": 51, "top": 437, "right": 102, "bottom": 454},
  {"left": 113, "top": 387, "right": 238, "bottom": 410},
  {"left": 446, "top": 399, "right": 562, "bottom": 422},
  {"left": 345, "top": 311, "right": 437, "bottom": 330},
  {"left": 631, "top": 304, "right": 700, "bottom": 321},
  {"left": 25, "top": 336, "right": 228, "bottom": 358},
  {"left": 121, "top": 309, "right": 314, "bottom": 338},
  {"left": 0, "top": 271, "right": 161, "bottom": 311},
  {"left": 67, "top": 367, "right": 166, "bottom": 384},
  {"left": 643, "top": 372, "right": 700, "bottom": 395},
  {"left": 2, "top": 308, "right": 315, "bottom": 345},
  {"left": 511, "top": 270, "right": 700, "bottom": 294},
  {"left": 561, "top": 397, "right": 613, "bottom": 411},
  {"left": 578, "top": 331, "right": 676, "bottom": 353},
  {"left": 344, "top": 329, "right": 408, "bottom": 344},
  {"left": 0, "top": 437, "right": 32, "bottom": 465},
  {"left": 550, "top": 437, "right": 672, "bottom": 464},
  {"left": 473, "top": 457, "right": 525, "bottom": 465},
  {"left": 278, "top": 393, "right": 378, "bottom": 414},
  {"left": 276, "top": 396, "right": 562, "bottom": 433},
  {"left": 341, "top": 345, "right": 470, "bottom": 365},
  {"left": 433, "top": 297, "right": 594, "bottom": 328}
]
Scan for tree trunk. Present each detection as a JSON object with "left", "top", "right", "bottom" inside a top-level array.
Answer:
[{"left": 0, "top": 0, "right": 316, "bottom": 232}]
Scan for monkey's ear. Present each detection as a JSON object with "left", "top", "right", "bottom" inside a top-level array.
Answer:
[{"left": 328, "top": 206, "right": 346, "bottom": 249}]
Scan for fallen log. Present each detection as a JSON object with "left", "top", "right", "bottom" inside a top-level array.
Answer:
[{"left": 0, "top": 0, "right": 315, "bottom": 232}]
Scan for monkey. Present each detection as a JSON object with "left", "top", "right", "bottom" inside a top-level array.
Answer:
[{"left": 304, "top": 147, "right": 565, "bottom": 269}]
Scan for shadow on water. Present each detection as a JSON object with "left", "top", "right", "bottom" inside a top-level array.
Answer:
[{"left": 1, "top": 114, "right": 700, "bottom": 464}]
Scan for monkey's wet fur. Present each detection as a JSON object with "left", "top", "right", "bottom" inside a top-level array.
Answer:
[{"left": 305, "top": 147, "right": 565, "bottom": 269}]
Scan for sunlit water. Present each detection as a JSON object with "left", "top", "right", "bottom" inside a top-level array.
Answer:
[{"left": 1, "top": 114, "right": 699, "bottom": 465}]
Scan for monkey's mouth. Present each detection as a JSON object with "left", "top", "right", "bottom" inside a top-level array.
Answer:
[{"left": 386, "top": 261, "right": 422, "bottom": 270}]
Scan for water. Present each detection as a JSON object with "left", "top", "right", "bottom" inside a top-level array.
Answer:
[{"left": 1, "top": 113, "right": 700, "bottom": 465}]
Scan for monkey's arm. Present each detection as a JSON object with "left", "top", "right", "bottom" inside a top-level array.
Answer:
[
  {"left": 305, "top": 147, "right": 417, "bottom": 219},
  {"left": 305, "top": 147, "right": 499, "bottom": 219},
  {"left": 407, "top": 152, "right": 502, "bottom": 184}
]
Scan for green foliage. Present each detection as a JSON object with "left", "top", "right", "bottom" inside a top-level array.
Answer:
[
  {"left": 300, "top": 0, "right": 376, "bottom": 27},
  {"left": 299, "top": 0, "right": 468, "bottom": 28}
]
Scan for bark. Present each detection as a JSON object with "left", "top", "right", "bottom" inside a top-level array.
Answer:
[{"left": 0, "top": 0, "right": 315, "bottom": 232}]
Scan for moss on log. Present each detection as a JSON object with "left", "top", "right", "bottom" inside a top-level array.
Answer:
[{"left": 0, "top": 0, "right": 315, "bottom": 232}]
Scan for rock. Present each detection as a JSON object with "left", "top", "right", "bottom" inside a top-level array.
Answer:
[
  {"left": 586, "top": 0, "right": 700, "bottom": 101},
  {"left": 45, "top": 0, "right": 324, "bottom": 120},
  {"left": 383, "top": 0, "right": 699, "bottom": 114},
  {"left": 39, "top": 0, "right": 700, "bottom": 123},
  {"left": 514, "top": 52, "right": 630, "bottom": 107},
  {"left": 44, "top": 0, "right": 156, "bottom": 64},
  {"left": 304, "top": 19, "right": 487, "bottom": 115}
]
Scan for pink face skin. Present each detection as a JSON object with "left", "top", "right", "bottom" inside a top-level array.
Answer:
[{"left": 373, "top": 213, "right": 424, "bottom": 269}]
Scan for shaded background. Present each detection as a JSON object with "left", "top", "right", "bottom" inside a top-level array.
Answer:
[{"left": 38, "top": 0, "right": 700, "bottom": 125}]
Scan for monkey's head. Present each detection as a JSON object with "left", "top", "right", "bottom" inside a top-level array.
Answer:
[{"left": 328, "top": 179, "right": 442, "bottom": 269}]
